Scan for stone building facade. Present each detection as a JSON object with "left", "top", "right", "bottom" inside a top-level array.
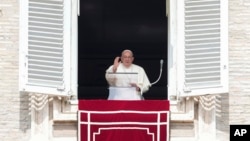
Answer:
[
  {"left": 0, "top": 1, "right": 31, "bottom": 141},
  {"left": 0, "top": 0, "right": 250, "bottom": 141}
]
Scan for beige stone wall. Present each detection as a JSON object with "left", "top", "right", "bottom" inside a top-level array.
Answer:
[
  {"left": 229, "top": 0, "right": 250, "bottom": 124},
  {"left": 215, "top": 94, "right": 229, "bottom": 141},
  {"left": 0, "top": 1, "right": 31, "bottom": 140}
]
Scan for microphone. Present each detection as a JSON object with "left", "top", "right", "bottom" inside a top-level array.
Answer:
[
  {"left": 151, "top": 59, "right": 164, "bottom": 86},
  {"left": 160, "top": 59, "right": 163, "bottom": 70}
]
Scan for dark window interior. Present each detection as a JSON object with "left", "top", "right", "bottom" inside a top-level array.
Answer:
[{"left": 78, "top": 0, "right": 168, "bottom": 99}]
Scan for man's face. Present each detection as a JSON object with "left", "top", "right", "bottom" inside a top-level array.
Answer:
[{"left": 121, "top": 51, "right": 134, "bottom": 68}]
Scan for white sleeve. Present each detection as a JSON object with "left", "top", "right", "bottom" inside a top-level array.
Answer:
[
  {"left": 105, "top": 65, "right": 116, "bottom": 86},
  {"left": 137, "top": 68, "right": 151, "bottom": 94}
]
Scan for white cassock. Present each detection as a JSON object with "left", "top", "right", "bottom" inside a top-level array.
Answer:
[{"left": 105, "top": 63, "right": 151, "bottom": 100}]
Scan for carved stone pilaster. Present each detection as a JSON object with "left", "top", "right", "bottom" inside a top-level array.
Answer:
[{"left": 29, "top": 94, "right": 52, "bottom": 141}]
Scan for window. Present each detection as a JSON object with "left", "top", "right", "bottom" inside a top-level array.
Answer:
[
  {"left": 19, "top": 0, "right": 228, "bottom": 100},
  {"left": 168, "top": 0, "right": 228, "bottom": 100},
  {"left": 19, "top": 0, "right": 78, "bottom": 96},
  {"left": 78, "top": 0, "right": 168, "bottom": 99}
]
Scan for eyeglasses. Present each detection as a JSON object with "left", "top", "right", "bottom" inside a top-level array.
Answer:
[{"left": 122, "top": 56, "right": 133, "bottom": 59}]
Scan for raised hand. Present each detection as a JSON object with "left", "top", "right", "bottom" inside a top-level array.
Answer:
[{"left": 113, "top": 57, "right": 120, "bottom": 72}]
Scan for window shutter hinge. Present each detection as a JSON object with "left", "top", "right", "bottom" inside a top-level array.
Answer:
[
  {"left": 68, "top": 90, "right": 73, "bottom": 96},
  {"left": 183, "top": 86, "right": 191, "bottom": 93},
  {"left": 223, "top": 65, "right": 227, "bottom": 69},
  {"left": 57, "top": 84, "right": 65, "bottom": 91}
]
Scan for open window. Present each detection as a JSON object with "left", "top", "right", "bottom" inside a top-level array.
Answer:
[
  {"left": 78, "top": 0, "right": 168, "bottom": 100},
  {"left": 19, "top": 0, "right": 228, "bottom": 101},
  {"left": 19, "top": 0, "right": 78, "bottom": 96}
]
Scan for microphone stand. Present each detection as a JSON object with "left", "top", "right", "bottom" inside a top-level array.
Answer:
[
  {"left": 140, "top": 59, "right": 164, "bottom": 96},
  {"left": 151, "top": 59, "right": 163, "bottom": 86}
]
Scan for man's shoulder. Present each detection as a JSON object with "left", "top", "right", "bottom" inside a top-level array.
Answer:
[{"left": 132, "top": 64, "right": 144, "bottom": 70}]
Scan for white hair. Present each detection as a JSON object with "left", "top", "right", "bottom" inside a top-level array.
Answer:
[{"left": 121, "top": 49, "right": 134, "bottom": 57}]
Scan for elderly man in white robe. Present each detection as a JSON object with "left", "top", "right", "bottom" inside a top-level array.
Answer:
[{"left": 105, "top": 49, "right": 151, "bottom": 100}]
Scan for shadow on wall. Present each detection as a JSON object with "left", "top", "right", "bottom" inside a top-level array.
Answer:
[
  {"left": 215, "top": 94, "right": 229, "bottom": 139},
  {"left": 19, "top": 92, "right": 31, "bottom": 132}
]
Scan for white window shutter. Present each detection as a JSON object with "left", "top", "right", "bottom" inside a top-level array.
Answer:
[
  {"left": 178, "top": 0, "right": 228, "bottom": 97},
  {"left": 20, "top": 0, "right": 73, "bottom": 96}
]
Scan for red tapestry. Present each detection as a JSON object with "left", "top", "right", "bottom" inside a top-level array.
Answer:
[{"left": 78, "top": 100, "right": 170, "bottom": 141}]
